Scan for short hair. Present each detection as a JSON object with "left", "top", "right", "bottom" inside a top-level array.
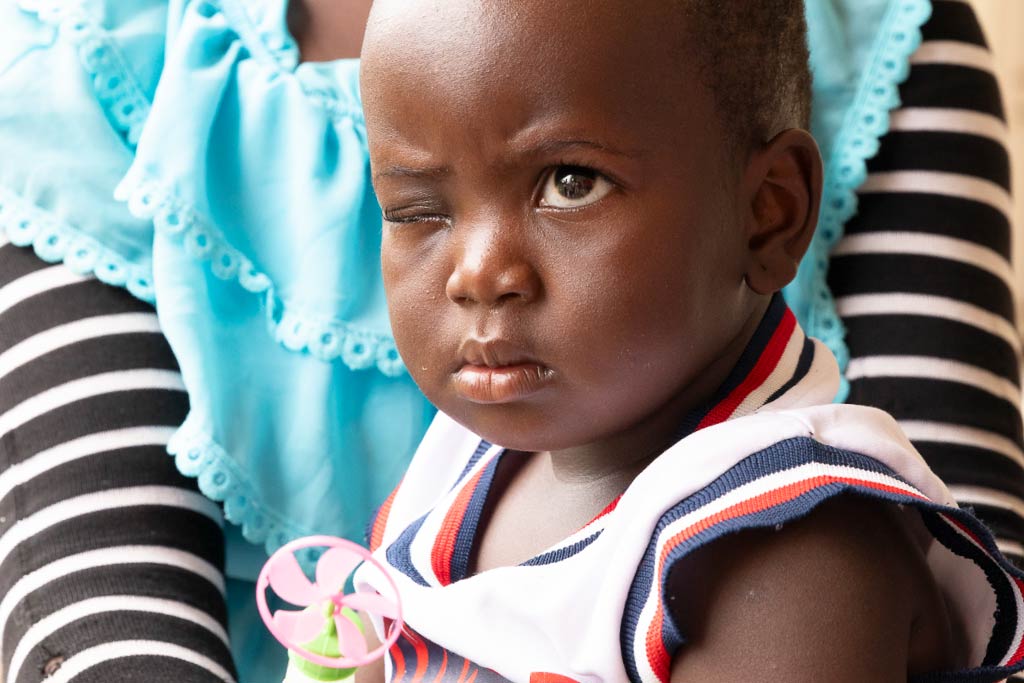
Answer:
[{"left": 679, "top": 1, "right": 812, "bottom": 149}]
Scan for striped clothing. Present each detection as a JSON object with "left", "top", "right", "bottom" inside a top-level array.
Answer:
[
  {"left": 832, "top": 0, "right": 1024, "bottom": 565},
  {"left": 357, "top": 296, "right": 1024, "bottom": 683},
  {"left": 0, "top": 242, "right": 235, "bottom": 682},
  {"left": 0, "top": 1, "right": 1020, "bottom": 681}
]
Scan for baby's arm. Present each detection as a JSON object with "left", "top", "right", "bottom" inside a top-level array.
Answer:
[
  {"left": 667, "top": 496, "right": 956, "bottom": 682},
  {"left": 353, "top": 615, "right": 386, "bottom": 683}
]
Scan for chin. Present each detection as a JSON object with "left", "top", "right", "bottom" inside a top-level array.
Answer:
[{"left": 443, "top": 402, "right": 590, "bottom": 452}]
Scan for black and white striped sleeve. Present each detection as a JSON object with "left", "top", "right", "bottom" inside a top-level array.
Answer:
[
  {"left": 0, "top": 240, "right": 236, "bottom": 682},
  {"left": 829, "top": 0, "right": 1024, "bottom": 565}
]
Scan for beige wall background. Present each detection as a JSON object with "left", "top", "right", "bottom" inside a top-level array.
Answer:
[{"left": 971, "top": 1, "right": 1024, "bottom": 322}]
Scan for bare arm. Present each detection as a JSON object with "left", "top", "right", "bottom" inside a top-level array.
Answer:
[
  {"left": 354, "top": 613, "right": 387, "bottom": 683},
  {"left": 668, "top": 496, "right": 957, "bottom": 682}
]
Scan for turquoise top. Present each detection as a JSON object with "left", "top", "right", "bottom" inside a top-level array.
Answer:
[
  {"left": 0, "top": 0, "right": 931, "bottom": 679},
  {"left": 786, "top": 0, "right": 931, "bottom": 402},
  {"left": 0, "top": 0, "right": 438, "bottom": 579}
]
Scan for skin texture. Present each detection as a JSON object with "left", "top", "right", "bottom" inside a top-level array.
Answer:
[
  {"left": 288, "top": 0, "right": 374, "bottom": 62},
  {"left": 668, "top": 497, "right": 958, "bottom": 681},
  {"left": 348, "top": 0, "right": 954, "bottom": 679}
]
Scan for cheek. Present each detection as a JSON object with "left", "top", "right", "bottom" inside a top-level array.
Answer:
[
  {"left": 382, "top": 235, "right": 434, "bottom": 363},
  {"left": 382, "top": 232, "right": 458, "bottom": 401},
  {"left": 547, "top": 212, "right": 744, "bottom": 392}
]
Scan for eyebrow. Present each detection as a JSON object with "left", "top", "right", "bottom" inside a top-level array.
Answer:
[
  {"left": 527, "top": 138, "right": 646, "bottom": 159},
  {"left": 375, "top": 164, "right": 452, "bottom": 180},
  {"left": 373, "top": 138, "right": 645, "bottom": 181}
]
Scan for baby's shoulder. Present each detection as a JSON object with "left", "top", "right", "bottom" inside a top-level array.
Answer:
[{"left": 665, "top": 495, "right": 959, "bottom": 681}]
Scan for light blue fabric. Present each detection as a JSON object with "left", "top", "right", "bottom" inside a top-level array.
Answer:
[
  {"left": 787, "top": 0, "right": 931, "bottom": 401},
  {"left": 1, "top": 0, "right": 435, "bottom": 585},
  {"left": 0, "top": 1, "right": 933, "bottom": 680},
  {"left": 130, "top": 0, "right": 436, "bottom": 570},
  {"left": 227, "top": 576, "right": 288, "bottom": 683}
]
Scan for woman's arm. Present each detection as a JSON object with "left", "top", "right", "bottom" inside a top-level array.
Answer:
[
  {"left": 0, "top": 243, "right": 235, "bottom": 682},
  {"left": 830, "top": 0, "right": 1024, "bottom": 564}
]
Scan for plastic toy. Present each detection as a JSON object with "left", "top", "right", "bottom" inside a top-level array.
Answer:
[{"left": 256, "top": 536, "right": 404, "bottom": 682}]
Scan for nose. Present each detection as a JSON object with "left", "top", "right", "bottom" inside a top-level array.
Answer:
[{"left": 445, "top": 224, "right": 541, "bottom": 307}]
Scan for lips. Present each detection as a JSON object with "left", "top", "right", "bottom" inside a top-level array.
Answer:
[{"left": 453, "top": 339, "right": 554, "bottom": 404}]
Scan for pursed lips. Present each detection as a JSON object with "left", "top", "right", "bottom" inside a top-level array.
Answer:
[{"left": 453, "top": 338, "right": 554, "bottom": 404}]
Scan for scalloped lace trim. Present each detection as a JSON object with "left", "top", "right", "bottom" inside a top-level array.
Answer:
[
  {"left": 218, "top": 0, "right": 368, "bottom": 133},
  {"left": 19, "top": 0, "right": 152, "bottom": 146},
  {"left": 811, "top": 0, "right": 932, "bottom": 403},
  {"left": 168, "top": 414, "right": 323, "bottom": 558},
  {"left": 0, "top": 189, "right": 351, "bottom": 558},
  {"left": 0, "top": 187, "right": 156, "bottom": 300},
  {"left": 114, "top": 174, "right": 406, "bottom": 376}
]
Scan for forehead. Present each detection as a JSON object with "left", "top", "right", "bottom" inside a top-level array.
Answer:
[{"left": 360, "top": 0, "right": 716, "bottom": 155}]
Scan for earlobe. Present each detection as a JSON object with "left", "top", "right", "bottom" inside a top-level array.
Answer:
[{"left": 742, "top": 129, "right": 823, "bottom": 295}]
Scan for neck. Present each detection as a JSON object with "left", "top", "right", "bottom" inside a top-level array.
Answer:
[{"left": 544, "top": 295, "right": 773, "bottom": 489}]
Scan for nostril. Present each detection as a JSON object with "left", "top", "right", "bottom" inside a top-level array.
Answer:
[
  {"left": 496, "top": 290, "right": 525, "bottom": 305},
  {"left": 445, "top": 253, "right": 541, "bottom": 307}
]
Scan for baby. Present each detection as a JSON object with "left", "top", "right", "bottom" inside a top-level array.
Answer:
[{"left": 350, "top": 1, "right": 1024, "bottom": 681}]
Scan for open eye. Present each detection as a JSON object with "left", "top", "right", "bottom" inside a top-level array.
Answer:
[{"left": 540, "top": 165, "right": 614, "bottom": 209}]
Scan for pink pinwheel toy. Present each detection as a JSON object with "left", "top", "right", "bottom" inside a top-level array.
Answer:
[{"left": 256, "top": 536, "right": 403, "bottom": 682}]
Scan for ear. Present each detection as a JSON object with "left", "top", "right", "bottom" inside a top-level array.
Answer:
[{"left": 741, "top": 129, "right": 823, "bottom": 295}]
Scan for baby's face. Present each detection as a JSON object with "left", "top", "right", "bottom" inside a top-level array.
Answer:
[{"left": 362, "top": 1, "right": 761, "bottom": 451}]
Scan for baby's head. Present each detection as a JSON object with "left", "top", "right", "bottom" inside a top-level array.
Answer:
[{"left": 361, "top": 1, "right": 823, "bottom": 453}]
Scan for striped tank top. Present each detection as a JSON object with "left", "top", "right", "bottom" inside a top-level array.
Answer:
[{"left": 355, "top": 296, "right": 1024, "bottom": 683}]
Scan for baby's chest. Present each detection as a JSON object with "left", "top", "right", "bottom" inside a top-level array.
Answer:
[{"left": 469, "top": 451, "right": 629, "bottom": 575}]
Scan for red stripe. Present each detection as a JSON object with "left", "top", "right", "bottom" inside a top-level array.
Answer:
[
  {"left": 370, "top": 480, "right": 403, "bottom": 552},
  {"left": 580, "top": 496, "right": 621, "bottom": 530},
  {"left": 937, "top": 514, "right": 1024, "bottom": 668},
  {"left": 390, "top": 638, "right": 406, "bottom": 683},
  {"left": 408, "top": 630, "right": 429, "bottom": 682},
  {"left": 644, "top": 474, "right": 927, "bottom": 681},
  {"left": 938, "top": 509, "right": 1024, "bottom": 666},
  {"left": 697, "top": 309, "right": 797, "bottom": 430},
  {"left": 943, "top": 513, "right": 986, "bottom": 548},
  {"left": 432, "top": 649, "right": 449, "bottom": 683},
  {"left": 430, "top": 465, "right": 488, "bottom": 586},
  {"left": 1007, "top": 576, "right": 1024, "bottom": 666},
  {"left": 456, "top": 659, "right": 471, "bottom": 683},
  {"left": 647, "top": 606, "right": 669, "bottom": 682}
]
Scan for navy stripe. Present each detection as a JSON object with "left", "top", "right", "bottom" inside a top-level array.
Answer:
[
  {"left": 385, "top": 516, "right": 431, "bottom": 587},
  {"left": 451, "top": 440, "right": 493, "bottom": 491},
  {"left": 674, "top": 293, "right": 788, "bottom": 439},
  {"left": 379, "top": 441, "right": 493, "bottom": 584},
  {"left": 521, "top": 530, "right": 604, "bottom": 568},
  {"left": 620, "top": 439, "right": 909, "bottom": 682},
  {"left": 911, "top": 515, "right": 1024, "bottom": 682},
  {"left": 764, "top": 337, "right": 815, "bottom": 405},
  {"left": 620, "top": 440, "right": 1024, "bottom": 683},
  {"left": 920, "top": 513, "right": 1019, "bottom": 672},
  {"left": 449, "top": 454, "right": 503, "bottom": 583},
  {"left": 652, "top": 484, "right": 940, "bottom": 667}
]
